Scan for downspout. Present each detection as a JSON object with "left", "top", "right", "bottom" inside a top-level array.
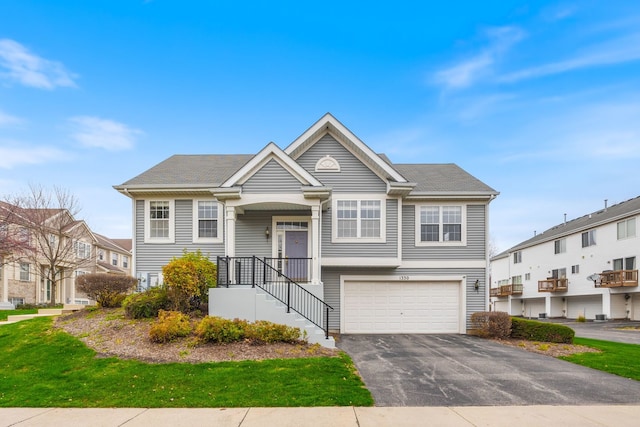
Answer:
[
  {"left": 123, "top": 188, "right": 136, "bottom": 280},
  {"left": 486, "top": 194, "right": 497, "bottom": 313}
]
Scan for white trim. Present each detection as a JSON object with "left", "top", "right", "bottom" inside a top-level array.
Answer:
[
  {"left": 192, "top": 199, "right": 223, "bottom": 244},
  {"left": 414, "top": 203, "right": 467, "bottom": 247},
  {"left": 331, "top": 195, "right": 387, "bottom": 243},
  {"left": 221, "top": 142, "right": 323, "bottom": 188},
  {"left": 322, "top": 257, "right": 401, "bottom": 267},
  {"left": 315, "top": 155, "right": 340, "bottom": 172},
  {"left": 144, "top": 199, "right": 175, "bottom": 244},
  {"left": 400, "top": 260, "right": 488, "bottom": 269},
  {"left": 340, "top": 274, "right": 466, "bottom": 334},
  {"left": 271, "top": 215, "right": 312, "bottom": 260},
  {"left": 225, "top": 193, "right": 319, "bottom": 208},
  {"left": 397, "top": 197, "right": 403, "bottom": 261}
]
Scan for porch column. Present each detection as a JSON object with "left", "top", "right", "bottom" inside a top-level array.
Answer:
[
  {"left": 225, "top": 206, "right": 237, "bottom": 258},
  {"left": 311, "top": 205, "right": 320, "bottom": 284},
  {"left": 602, "top": 290, "right": 611, "bottom": 319},
  {"left": 0, "top": 262, "right": 13, "bottom": 309}
]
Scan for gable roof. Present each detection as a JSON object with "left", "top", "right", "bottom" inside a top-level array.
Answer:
[
  {"left": 94, "top": 233, "right": 132, "bottom": 254},
  {"left": 493, "top": 195, "right": 640, "bottom": 259},
  {"left": 394, "top": 164, "right": 498, "bottom": 196}
]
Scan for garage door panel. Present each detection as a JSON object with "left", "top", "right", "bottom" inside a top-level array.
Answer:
[{"left": 344, "top": 281, "right": 460, "bottom": 334}]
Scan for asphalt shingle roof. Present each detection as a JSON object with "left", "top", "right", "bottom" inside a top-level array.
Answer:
[{"left": 394, "top": 163, "right": 498, "bottom": 194}]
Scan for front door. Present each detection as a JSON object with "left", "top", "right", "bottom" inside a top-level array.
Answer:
[{"left": 285, "top": 231, "right": 308, "bottom": 281}]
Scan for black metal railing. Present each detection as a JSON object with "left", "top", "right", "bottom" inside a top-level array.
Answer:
[{"left": 217, "top": 256, "right": 333, "bottom": 339}]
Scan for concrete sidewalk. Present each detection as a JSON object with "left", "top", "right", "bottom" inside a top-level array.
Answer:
[{"left": 2, "top": 406, "right": 640, "bottom": 427}]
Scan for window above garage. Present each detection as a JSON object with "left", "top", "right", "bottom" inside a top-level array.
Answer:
[{"left": 415, "top": 204, "right": 467, "bottom": 246}]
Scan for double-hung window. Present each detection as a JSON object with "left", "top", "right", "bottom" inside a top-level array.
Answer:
[
  {"left": 617, "top": 218, "right": 636, "bottom": 240},
  {"left": 581, "top": 229, "right": 596, "bottom": 248},
  {"left": 416, "top": 205, "right": 464, "bottom": 245},
  {"left": 334, "top": 198, "right": 384, "bottom": 241},
  {"left": 554, "top": 238, "right": 566, "bottom": 254},
  {"left": 192, "top": 200, "right": 222, "bottom": 243},
  {"left": 111, "top": 253, "right": 118, "bottom": 266},
  {"left": 19, "top": 263, "right": 30, "bottom": 281},
  {"left": 74, "top": 241, "right": 91, "bottom": 259},
  {"left": 145, "top": 200, "right": 174, "bottom": 243}
]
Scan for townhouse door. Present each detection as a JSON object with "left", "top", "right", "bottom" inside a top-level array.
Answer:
[{"left": 285, "top": 231, "right": 308, "bottom": 281}]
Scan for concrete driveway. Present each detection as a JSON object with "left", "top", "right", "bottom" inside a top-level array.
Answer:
[{"left": 338, "top": 334, "right": 640, "bottom": 407}]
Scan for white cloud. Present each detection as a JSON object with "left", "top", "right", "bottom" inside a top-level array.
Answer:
[
  {"left": 0, "top": 39, "right": 78, "bottom": 89},
  {"left": 0, "top": 142, "right": 66, "bottom": 169},
  {"left": 69, "top": 116, "right": 142, "bottom": 151},
  {"left": 541, "top": 4, "right": 577, "bottom": 22},
  {"left": 0, "top": 110, "right": 23, "bottom": 127},
  {"left": 433, "top": 26, "right": 525, "bottom": 89}
]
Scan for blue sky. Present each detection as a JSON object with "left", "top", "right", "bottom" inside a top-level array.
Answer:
[{"left": 1, "top": 1, "right": 639, "bottom": 252}]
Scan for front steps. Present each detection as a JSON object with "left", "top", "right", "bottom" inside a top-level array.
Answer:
[{"left": 0, "top": 304, "right": 85, "bottom": 325}]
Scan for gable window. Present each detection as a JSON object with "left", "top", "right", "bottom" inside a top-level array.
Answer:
[
  {"left": 617, "top": 218, "right": 636, "bottom": 240},
  {"left": 581, "top": 230, "right": 596, "bottom": 247},
  {"left": 112, "top": 253, "right": 118, "bottom": 266},
  {"left": 19, "top": 263, "right": 30, "bottom": 281},
  {"left": 192, "top": 200, "right": 223, "bottom": 243},
  {"left": 416, "top": 204, "right": 465, "bottom": 245},
  {"left": 333, "top": 198, "right": 385, "bottom": 242},
  {"left": 554, "top": 238, "right": 566, "bottom": 254},
  {"left": 145, "top": 200, "right": 175, "bottom": 243},
  {"left": 513, "top": 251, "right": 522, "bottom": 264},
  {"left": 74, "top": 241, "right": 91, "bottom": 259}
]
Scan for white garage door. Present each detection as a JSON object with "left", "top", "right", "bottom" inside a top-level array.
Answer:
[
  {"left": 567, "top": 295, "right": 602, "bottom": 319},
  {"left": 343, "top": 281, "right": 460, "bottom": 333}
]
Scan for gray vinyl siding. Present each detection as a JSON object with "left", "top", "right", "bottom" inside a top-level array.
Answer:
[
  {"left": 242, "top": 159, "right": 302, "bottom": 193},
  {"left": 321, "top": 199, "right": 398, "bottom": 258},
  {"left": 321, "top": 267, "right": 487, "bottom": 331},
  {"left": 235, "top": 210, "right": 311, "bottom": 258},
  {"left": 134, "top": 199, "right": 224, "bottom": 274},
  {"left": 295, "top": 134, "right": 387, "bottom": 192},
  {"left": 402, "top": 204, "right": 486, "bottom": 260}
]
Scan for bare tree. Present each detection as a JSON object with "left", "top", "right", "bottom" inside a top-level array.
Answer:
[
  {"left": 4, "top": 184, "right": 93, "bottom": 305},
  {"left": 0, "top": 201, "right": 37, "bottom": 267}
]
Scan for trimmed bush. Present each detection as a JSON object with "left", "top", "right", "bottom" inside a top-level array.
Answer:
[
  {"left": 149, "top": 310, "right": 193, "bottom": 343},
  {"left": 511, "top": 317, "right": 575, "bottom": 343},
  {"left": 76, "top": 273, "right": 137, "bottom": 308},
  {"left": 195, "top": 317, "right": 248, "bottom": 343},
  {"left": 162, "top": 250, "right": 217, "bottom": 312},
  {"left": 246, "top": 320, "right": 304, "bottom": 344},
  {"left": 470, "top": 311, "right": 511, "bottom": 339},
  {"left": 122, "top": 287, "right": 170, "bottom": 319}
]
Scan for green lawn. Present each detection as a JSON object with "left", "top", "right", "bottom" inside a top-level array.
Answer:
[
  {"left": 0, "top": 317, "right": 373, "bottom": 407},
  {"left": 560, "top": 337, "right": 640, "bottom": 381},
  {"left": 0, "top": 309, "right": 37, "bottom": 321}
]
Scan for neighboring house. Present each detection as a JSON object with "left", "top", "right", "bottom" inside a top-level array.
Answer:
[
  {"left": 490, "top": 197, "right": 639, "bottom": 320},
  {"left": 0, "top": 202, "right": 132, "bottom": 308},
  {"left": 115, "top": 113, "right": 498, "bottom": 338}
]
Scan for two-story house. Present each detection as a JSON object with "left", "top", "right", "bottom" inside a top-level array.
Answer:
[
  {"left": 0, "top": 201, "right": 132, "bottom": 308},
  {"left": 115, "top": 113, "right": 498, "bottom": 337},
  {"left": 490, "top": 197, "right": 639, "bottom": 320}
]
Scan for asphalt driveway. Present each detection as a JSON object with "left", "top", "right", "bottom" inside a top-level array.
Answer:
[
  {"left": 338, "top": 334, "right": 640, "bottom": 407},
  {"left": 549, "top": 319, "right": 640, "bottom": 344}
]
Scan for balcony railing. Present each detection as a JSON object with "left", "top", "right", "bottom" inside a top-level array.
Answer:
[
  {"left": 490, "top": 283, "right": 523, "bottom": 297},
  {"left": 597, "top": 270, "right": 638, "bottom": 288},
  {"left": 538, "top": 278, "right": 568, "bottom": 292}
]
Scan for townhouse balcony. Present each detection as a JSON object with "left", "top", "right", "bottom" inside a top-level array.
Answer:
[
  {"left": 597, "top": 270, "right": 638, "bottom": 288},
  {"left": 538, "top": 278, "right": 568, "bottom": 292},
  {"left": 490, "top": 283, "right": 523, "bottom": 297}
]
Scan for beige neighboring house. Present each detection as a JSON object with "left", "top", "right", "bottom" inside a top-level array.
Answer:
[{"left": 0, "top": 201, "right": 132, "bottom": 309}]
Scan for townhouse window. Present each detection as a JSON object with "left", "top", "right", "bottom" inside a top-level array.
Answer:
[
  {"left": 123, "top": 256, "right": 129, "bottom": 268},
  {"left": 525, "top": 273, "right": 531, "bottom": 281},
  {"left": 613, "top": 257, "right": 636, "bottom": 271},
  {"left": 498, "top": 279, "right": 509, "bottom": 286},
  {"left": 145, "top": 200, "right": 175, "bottom": 243},
  {"left": 49, "top": 234, "right": 57, "bottom": 247},
  {"left": 554, "top": 238, "right": 566, "bottom": 254},
  {"left": 617, "top": 218, "right": 636, "bottom": 240},
  {"left": 192, "top": 200, "right": 222, "bottom": 243},
  {"left": 19, "top": 263, "right": 30, "bottom": 281},
  {"left": 74, "top": 241, "right": 91, "bottom": 259},
  {"left": 581, "top": 230, "right": 596, "bottom": 247},
  {"left": 511, "top": 275, "right": 522, "bottom": 284},
  {"left": 416, "top": 204, "right": 464, "bottom": 245},
  {"left": 112, "top": 253, "right": 118, "bottom": 266},
  {"left": 18, "top": 227, "right": 30, "bottom": 243},
  {"left": 10, "top": 297, "right": 24, "bottom": 306},
  {"left": 551, "top": 268, "right": 567, "bottom": 279},
  {"left": 513, "top": 251, "right": 522, "bottom": 264},
  {"left": 571, "top": 265, "right": 580, "bottom": 274},
  {"left": 98, "top": 250, "right": 104, "bottom": 261},
  {"left": 334, "top": 199, "right": 384, "bottom": 241}
]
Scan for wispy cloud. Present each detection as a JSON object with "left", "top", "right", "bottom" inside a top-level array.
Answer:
[
  {"left": 69, "top": 116, "right": 143, "bottom": 151},
  {"left": 499, "top": 33, "right": 640, "bottom": 83},
  {"left": 0, "top": 110, "right": 23, "bottom": 127},
  {"left": 0, "top": 39, "right": 78, "bottom": 89},
  {"left": 433, "top": 26, "right": 525, "bottom": 89},
  {"left": 541, "top": 4, "right": 577, "bottom": 22},
  {"left": 0, "top": 142, "right": 66, "bottom": 169}
]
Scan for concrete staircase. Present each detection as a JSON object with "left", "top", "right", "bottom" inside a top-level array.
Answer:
[{"left": 0, "top": 304, "right": 85, "bottom": 325}]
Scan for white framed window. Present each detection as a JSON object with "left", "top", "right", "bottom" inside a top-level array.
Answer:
[
  {"left": 19, "top": 263, "right": 30, "bottom": 281},
  {"left": 98, "top": 249, "right": 104, "bottom": 261},
  {"left": 617, "top": 218, "right": 636, "bottom": 240},
  {"left": 74, "top": 241, "right": 91, "bottom": 259},
  {"left": 10, "top": 297, "right": 24, "bottom": 306},
  {"left": 525, "top": 273, "right": 531, "bottom": 281},
  {"left": 145, "top": 200, "right": 175, "bottom": 243},
  {"left": 333, "top": 197, "right": 385, "bottom": 242},
  {"left": 415, "top": 204, "right": 466, "bottom": 246},
  {"left": 123, "top": 256, "right": 129, "bottom": 268},
  {"left": 554, "top": 238, "right": 566, "bottom": 254},
  {"left": 111, "top": 252, "right": 118, "bottom": 266},
  {"left": 192, "top": 200, "right": 223, "bottom": 243},
  {"left": 571, "top": 264, "right": 580, "bottom": 274},
  {"left": 581, "top": 230, "right": 596, "bottom": 248},
  {"left": 613, "top": 257, "right": 636, "bottom": 271},
  {"left": 513, "top": 251, "right": 522, "bottom": 264},
  {"left": 511, "top": 275, "right": 522, "bottom": 284}
]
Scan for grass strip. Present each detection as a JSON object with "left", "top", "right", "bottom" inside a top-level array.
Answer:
[
  {"left": 0, "top": 317, "right": 373, "bottom": 407},
  {"left": 0, "top": 309, "right": 38, "bottom": 321},
  {"left": 560, "top": 337, "right": 640, "bottom": 381}
]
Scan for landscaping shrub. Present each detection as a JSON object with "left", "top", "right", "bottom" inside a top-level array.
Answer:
[
  {"left": 195, "top": 317, "right": 248, "bottom": 343},
  {"left": 122, "top": 287, "right": 170, "bottom": 319},
  {"left": 76, "top": 273, "right": 137, "bottom": 308},
  {"left": 246, "top": 320, "right": 305, "bottom": 344},
  {"left": 149, "top": 310, "right": 192, "bottom": 343},
  {"left": 162, "top": 250, "right": 217, "bottom": 312},
  {"left": 511, "top": 317, "right": 575, "bottom": 343},
  {"left": 469, "top": 311, "right": 511, "bottom": 339}
]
